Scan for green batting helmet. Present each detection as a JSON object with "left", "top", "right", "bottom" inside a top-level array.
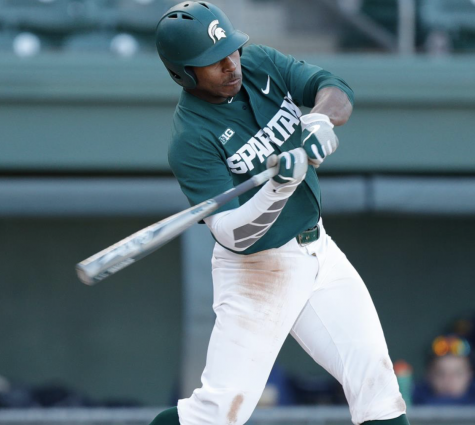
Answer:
[{"left": 156, "top": 1, "right": 249, "bottom": 89}]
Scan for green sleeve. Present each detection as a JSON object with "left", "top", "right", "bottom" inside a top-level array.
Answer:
[
  {"left": 168, "top": 132, "right": 240, "bottom": 216},
  {"left": 257, "top": 45, "right": 354, "bottom": 108},
  {"left": 302, "top": 70, "right": 354, "bottom": 108}
]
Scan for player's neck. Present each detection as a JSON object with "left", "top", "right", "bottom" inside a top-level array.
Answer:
[
  {"left": 184, "top": 88, "right": 227, "bottom": 104},
  {"left": 185, "top": 86, "right": 242, "bottom": 104}
]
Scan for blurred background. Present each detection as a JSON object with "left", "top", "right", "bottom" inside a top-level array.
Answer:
[{"left": 1, "top": 0, "right": 475, "bottom": 424}]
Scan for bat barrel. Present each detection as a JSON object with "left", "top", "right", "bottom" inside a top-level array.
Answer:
[{"left": 76, "top": 199, "right": 219, "bottom": 285}]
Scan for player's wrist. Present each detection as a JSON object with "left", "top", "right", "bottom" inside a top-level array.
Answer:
[
  {"left": 264, "top": 179, "right": 297, "bottom": 199},
  {"left": 300, "top": 113, "right": 333, "bottom": 130}
]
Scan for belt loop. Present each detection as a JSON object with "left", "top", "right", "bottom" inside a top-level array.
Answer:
[{"left": 296, "top": 223, "right": 320, "bottom": 246}]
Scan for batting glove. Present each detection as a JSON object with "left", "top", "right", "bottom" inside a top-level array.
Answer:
[
  {"left": 267, "top": 147, "right": 308, "bottom": 194},
  {"left": 300, "top": 113, "right": 339, "bottom": 168}
]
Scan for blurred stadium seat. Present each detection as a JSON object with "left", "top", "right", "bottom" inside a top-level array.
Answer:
[
  {"left": 0, "top": 0, "right": 177, "bottom": 54},
  {"left": 421, "top": 0, "right": 475, "bottom": 31},
  {"left": 420, "top": 0, "right": 475, "bottom": 52},
  {"left": 361, "top": 0, "right": 399, "bottom": 35},
  {"left": 0, "top": 0, "right": 96, "bottom": 53},
  {"left": 0, "top": 0, "right": 95, "bottom": 34},
  {"left": 114, "top": 0, "right": 176, "bottom": 33},
  {"left": 339, "top": 0, "right": 400, "bottom": 50},
  {"left": 340, "top": 0, "right": 475, "bottom": 53},
  {"left": 1, "top": 0, "right": 475, "bottom": 54}
]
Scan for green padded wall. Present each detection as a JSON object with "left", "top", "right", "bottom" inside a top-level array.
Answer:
[
  {"left": 1, "top": 216, "right": 474, "bottom": 404},
  {"left": 0, "top": 217, "right": 182, "bottom": 405}
]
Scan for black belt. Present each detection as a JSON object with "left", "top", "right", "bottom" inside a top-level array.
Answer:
[{"left": 296, "top": 223, "right": 320, "bottom": 246}]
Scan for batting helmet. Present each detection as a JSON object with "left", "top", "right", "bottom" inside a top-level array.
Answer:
[{"left": 156, "top": 1, "right": 249, "bottom": 89}]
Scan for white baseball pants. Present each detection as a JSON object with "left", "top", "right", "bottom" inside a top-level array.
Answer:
[{"left": 178, "top": 219, "right": 406, "bottom": 425}]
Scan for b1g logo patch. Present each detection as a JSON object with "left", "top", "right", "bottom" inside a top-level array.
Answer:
[{"left": 219, "top": 128, "right": 235, "bottom": 145}]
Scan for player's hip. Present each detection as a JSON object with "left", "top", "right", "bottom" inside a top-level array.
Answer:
[{"left": 212, "top": 218, "right": 328, "bottom": 264}]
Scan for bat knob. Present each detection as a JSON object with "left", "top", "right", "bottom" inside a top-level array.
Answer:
[{"left": 76, "top": 264, "right": 95, "bottom": 286}]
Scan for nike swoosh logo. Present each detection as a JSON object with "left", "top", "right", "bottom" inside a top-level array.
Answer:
[
  {"left": 261, "top": 75, "right": 270, "bottom": 94},
  {"left": 302, "top": 125, "right": 320, "bottom": 144}
]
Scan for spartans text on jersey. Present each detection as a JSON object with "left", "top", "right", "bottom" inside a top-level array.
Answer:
[{"left": 226, "top": 94, "right": 302, "bottom": 174}]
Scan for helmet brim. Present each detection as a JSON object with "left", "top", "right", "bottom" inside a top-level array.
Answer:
[{"left": 187, "top": 30, "right": 249, "bottom": 68}]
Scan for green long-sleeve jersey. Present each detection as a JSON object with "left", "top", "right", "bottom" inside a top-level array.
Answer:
[{"left": 169, "top": 44, "right": 353, "bottom": 254}]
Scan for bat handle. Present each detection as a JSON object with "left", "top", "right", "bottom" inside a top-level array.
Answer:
[
  {"left": 213, "top": 148, "right": 306, "bottom": 208},
  {"left": 212, "top": 167, "right": 273, "bottom": 208}
]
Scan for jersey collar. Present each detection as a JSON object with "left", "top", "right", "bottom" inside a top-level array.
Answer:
[{"left": 180, "top": 84, "right": 248, "bottom": 110}]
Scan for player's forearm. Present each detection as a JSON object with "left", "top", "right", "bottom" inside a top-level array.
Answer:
[
  {"left": 204, "top": 181, "right": 290, "bottom": 252},
  {"left": 310, "top": 87, "right": 353, "bottom": 126}
]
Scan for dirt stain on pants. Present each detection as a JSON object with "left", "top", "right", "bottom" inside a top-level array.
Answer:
[{"left": 227, "top": 394, "right": 244, "bottom": 424}]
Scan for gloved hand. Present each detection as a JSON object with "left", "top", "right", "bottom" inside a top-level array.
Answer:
[
  {"left": 300, "top": 113, "right": 339, "bottom": 168},
  {"left": 266, "top": 147, "right": 308, "bottom": 194}
]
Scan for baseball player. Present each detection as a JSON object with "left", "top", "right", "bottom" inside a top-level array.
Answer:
[{"left": 151, "top": 2, "right": 410, "bottom": 425}]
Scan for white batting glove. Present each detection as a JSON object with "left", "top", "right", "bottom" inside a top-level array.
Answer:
[
  {"left": 300, "top": 113, "right": 339, "bottom": 168},
  {"left": 266, "top": 147, "right": 308, "bottom": 195}
]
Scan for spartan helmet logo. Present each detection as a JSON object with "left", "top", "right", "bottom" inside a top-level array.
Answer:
[{"left": 208, "top": 19, "right": 226, "bottom": 44}]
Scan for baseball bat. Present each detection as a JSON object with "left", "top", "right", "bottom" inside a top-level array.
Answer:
[{"left": 76, "top": 164, "right": 280, "bottom": 286}]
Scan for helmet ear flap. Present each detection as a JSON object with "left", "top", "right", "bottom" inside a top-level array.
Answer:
[
  {"left": 184, "top": 66, "right": 198, "bottom": 88},
  {"left": 167, "top": 67, "right": 181, "bottom": 81},
  {"left": 163, "top": 62, "right": 197, "bottom": 89}
]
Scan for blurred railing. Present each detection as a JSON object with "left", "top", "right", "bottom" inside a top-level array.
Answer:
[
  {"left": 0, "top": 0, "right": 474, "bottom": 55},
  {"left": 1, "top": 407, "right": 475, "bottom": 425}
]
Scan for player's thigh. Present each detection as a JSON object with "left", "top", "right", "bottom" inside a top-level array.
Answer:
[
  {"left": 290, "top": 238, "right": 404, "bottom": 424},
  {"left": 178, "top": 243, "right": 318, "bottom": 425},
  {"left": 207, "top": 247, "right": 317, "bottom": 393}
]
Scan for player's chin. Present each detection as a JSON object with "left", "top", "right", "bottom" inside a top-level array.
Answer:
[{"left": 222, "top": 78, "right": 242, "bottom": 97}]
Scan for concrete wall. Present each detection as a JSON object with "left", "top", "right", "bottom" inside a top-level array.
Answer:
[{"left": 1, "top": 53, "right": 475, "bottom": 173}]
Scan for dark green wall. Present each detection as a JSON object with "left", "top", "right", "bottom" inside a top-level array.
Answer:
[
  {"left": 0, "top": 217, "right": 182, "bottom": 405},
  {"left": 1, "top": 216, "right": 474, "bottom": 405}
]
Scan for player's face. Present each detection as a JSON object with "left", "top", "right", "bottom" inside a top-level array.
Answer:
[{"left": 190, "top": 50, "right": 242, "bottom": 103}]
